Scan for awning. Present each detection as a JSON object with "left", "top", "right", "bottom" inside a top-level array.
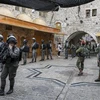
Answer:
[
  {"left": 0, "top": 15, "right": 61, "bottom": 34},
  {"left": 0, "top": 0, "right": 94, "bottom": 11},
  {"left": 53, "top": 0, "right": 94, "bottom": 8},
  {"left": 96, "top": 33, "right": 100, "bottom": 37}
]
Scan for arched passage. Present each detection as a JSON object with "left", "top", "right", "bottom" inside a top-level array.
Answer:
[{"left": 67, "top": 31, "right": 97, "bottom": 44}]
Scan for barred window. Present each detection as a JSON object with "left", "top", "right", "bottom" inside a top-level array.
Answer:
[
  {"left": 86, "top": 9, "right": 90, "bottom": 18},
  {"left": 5, "top": 25, "right": 12, "bottom": 30},
  {"left": 92, "top": 9, "right": 97, "bottom": 16}
]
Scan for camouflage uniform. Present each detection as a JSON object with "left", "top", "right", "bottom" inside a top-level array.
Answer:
[
  {"left": 46, "top": 41, "right": 53, "bottom": 59},
  {"left": 64, "top": 40, "right": 69, "bottom": 59},
  {"left": 0, "top": 35, "right": 20, "bottom": 95},
  {"left": 85, "top": 44, "right": 91, "bottom": 58},
  {"left": 21, "top": 40, "right": 29, "bottom": 65},
  {"left": 0, "top": 42, "right": 4, "bottom": 72},
  {"left": 95, "top": 44, "right": 100, "bottom": 82},
  {"left": 0, "top": 34, "right": 4, "bottom": 72},
  {"left": 76, "top": 45, "right": 86, "bottom": 75},
  {"left": 40, "top": 40, "right": 46, "bottom": 61},
  {"left": 1, "top": 47, "right": 19, "bottom": 94},
  {"left": 71, "top": 44, "right": 76, "bottom": 58}
]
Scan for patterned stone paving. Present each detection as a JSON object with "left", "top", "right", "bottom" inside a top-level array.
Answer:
[
  {"left": 0, "top": 57, "right": 100, "bottom": 100},
  {"left": 64, "top": 82, "right": 100, "bottom": 100}
]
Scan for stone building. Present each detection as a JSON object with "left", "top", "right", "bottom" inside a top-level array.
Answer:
[
  {"left": 0, "top": 5, "right": 60, "bottom": 56},
  {"left": 0, "top": 0, "right": 100, "bottom": 48},
  {"left": 45, "top": 0, "right": 100, "bottom": 44}
]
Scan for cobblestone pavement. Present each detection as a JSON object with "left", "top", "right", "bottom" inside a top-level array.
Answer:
[{"left": 0, "top": 56, "right": 100, "bottom": 100}]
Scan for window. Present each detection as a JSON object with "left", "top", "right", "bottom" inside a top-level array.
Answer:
[
  {"left": 86, "top": 9, "right": 90, "bottom": 18},
  {"left": 39, "top": 12, "right": 47, "bottom": 17},
  {"left": 92, "top": 9, "right": 97, "bottom": 16},
  {"left": 15, "top": 6, "right": 19, "bottom": 11},
  {"left": 5, "top": 25, "right": 12, "bottom": 30},
  {"left": 22, "top": 7, "right": 26, "bottom": 13}
]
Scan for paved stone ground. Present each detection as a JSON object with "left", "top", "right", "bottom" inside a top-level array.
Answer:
[{"left": 0, "top": 56, "right": 100, "bottom": 100}]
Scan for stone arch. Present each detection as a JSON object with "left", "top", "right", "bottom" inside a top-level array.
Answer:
[{"left": 66, "top": 31, "right": 97, "bottom": 44}]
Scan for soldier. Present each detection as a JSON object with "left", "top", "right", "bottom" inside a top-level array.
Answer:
[
  {"left": 87, "top": 42, "right": 91, "bottom": 58},
  {"left": 64, "top": 40, "right": 69, "bottom": 59},
  {"left": 0, "top": 34, "right": 4, "bottom": 72},
  {"left": 85, "top": 42, "right": 91, "bottom": 58},
  {"left": 76, "top": 42, "right": 80, "bottom": 50},
  {"left": 0, "top": 35, "right": 20, "bottom": 96},
  {"left": 71, "top": 43, "right": 76, "bottom": 58},
  {"left": 95, "top": 43, "right": 100, "bottom": 82},
  {"left": 46, "top": 40, "right": 53, "bottom": 60},
  {"left": 40, "top": 40, "right": 46, "bottom": 61},
  {"left": 76, "top": 41, "right": 86, "bottom": 76},
  {"left": 20, "top": 39, "right": 29, "bottom": 65},
  {"left": 31, "top": 38, "right": 39, "bottom": 63}
]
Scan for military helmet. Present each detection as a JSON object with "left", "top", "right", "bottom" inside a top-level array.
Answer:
[
  {"left": 32, "top": 37, "right": 36, "bottom": 41},
  {"left": 23, "top": 39, "right": 28, "bottom": 44},
  {"left": 41, "top": 39, "right": 44, "bottom": 43},
  {"left": 7, "top": 35, "right": 17, "bottom": 44}
]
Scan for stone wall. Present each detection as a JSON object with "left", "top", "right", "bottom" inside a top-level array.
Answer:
[
  {"left": 0, "top": 0, "right": 100, "bottom": 42},
  {"left": 47, "top": 0, "right": 100, "bottom": 42}
]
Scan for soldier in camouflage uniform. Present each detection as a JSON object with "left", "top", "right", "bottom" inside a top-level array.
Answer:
[
  {"left": 95, "top": 43, "right": 100, "bottom": 82},
  {"left": 76, "top": 41, "right": 86, "bottom": 76},
  {"left": 0, "top": 35, "right": 20, "bottom": 96},
  {"left": 31, "top": 38, "right": 39, "bottom": 63},
  {"left": 0, "top": 34, "right": 4, "bottom": 72},
  {"left": 21, "top": 39, "right": 29, "bottom": 65},
  {"left": 85, "top": 42, "right": 91, "bottom": 58},
  {"left": 64, "top": 40, "right": 69, "bottom": 59},
  {"left": 40, "top": 40, "right": 46, "bottom": 61},
  {"left": 71, "top": 43, "right": 76, "bottom": 58},
  {"left": 46, "top": 40, "right": 53, "bottom": 60}
]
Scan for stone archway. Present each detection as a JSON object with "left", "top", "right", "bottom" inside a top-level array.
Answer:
[{"left": 67, "top": 31, "right": 97, "bottom": 44}]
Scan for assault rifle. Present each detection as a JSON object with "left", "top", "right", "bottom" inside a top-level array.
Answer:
[{"left": 0, "top": 43, "right": 9, "bottom": 63}]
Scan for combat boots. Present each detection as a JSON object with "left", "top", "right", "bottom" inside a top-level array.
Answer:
[
  {"left": 6, "top": 86, "right": 13, "bottom": 95},
  {"left": 95, "top": 70, "right": 100, "bottom": 82},
  {"left": 0, "top": 87, "right": 5, "bottom": 96},
  {"left": 78, "top": 69, "right": 83, "bottom": 76},
  {"left": 95, "top": 75, "right": 100, "bottom": 82},
  {"left": 6, "top": 89, "right": 13, "bottom": 94},
  {"left": 95, "top": 78, "right": 100, "bottom": 82}
]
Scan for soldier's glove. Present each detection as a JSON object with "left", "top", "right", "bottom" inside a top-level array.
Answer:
[{"left": 9, "top": 44, "right": 13, "bottom": 49}]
